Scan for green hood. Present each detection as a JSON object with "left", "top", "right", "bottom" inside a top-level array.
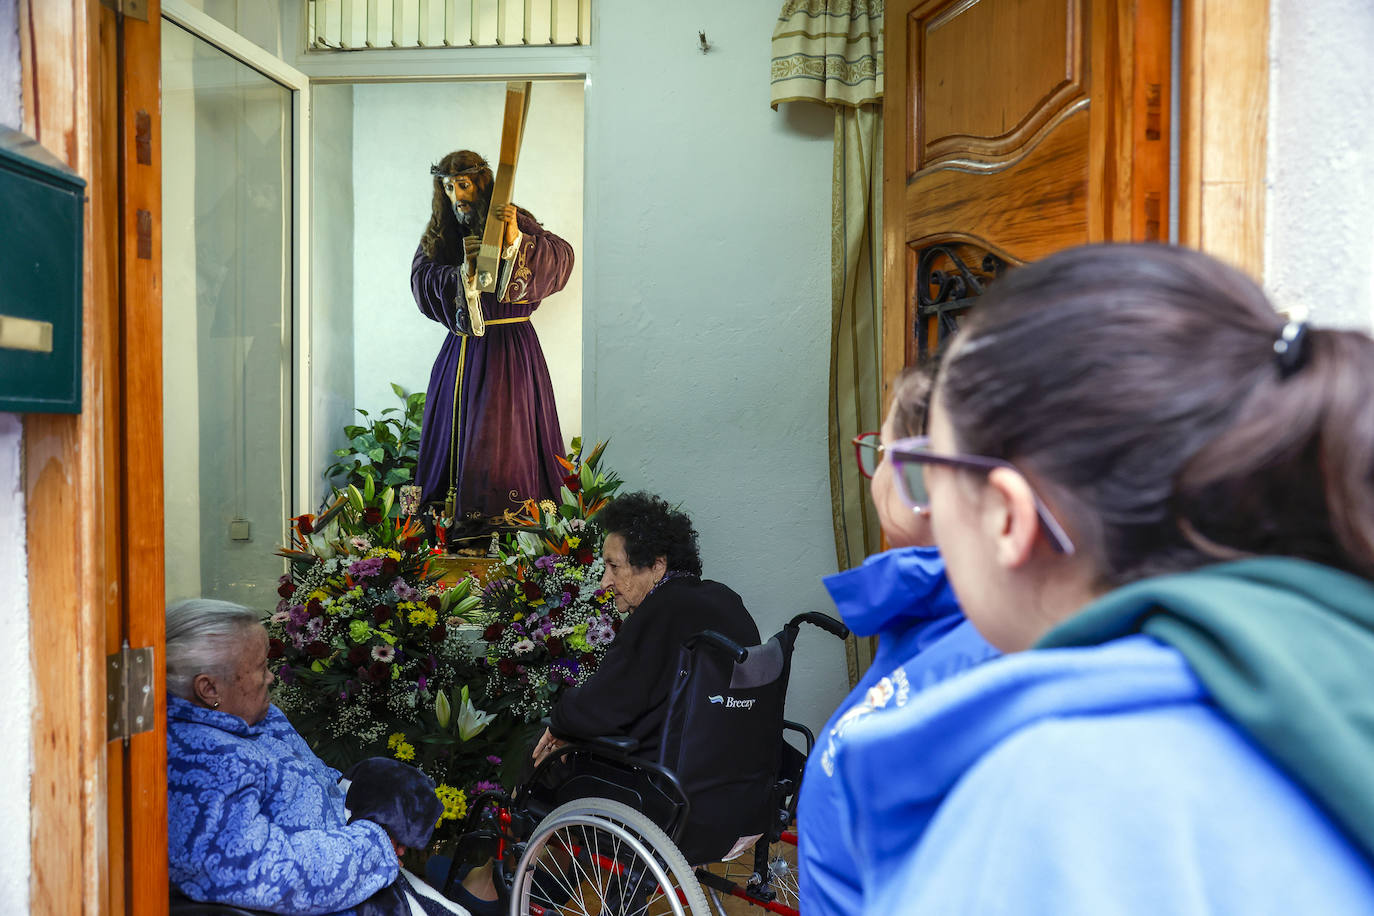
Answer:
[{"left": 1039, "top": 557, "right": 1374, "bottom": 863}]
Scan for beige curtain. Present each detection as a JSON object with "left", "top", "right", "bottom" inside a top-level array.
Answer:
[{"left": 772, "top": 1, "right": 885, "bottom": 686}]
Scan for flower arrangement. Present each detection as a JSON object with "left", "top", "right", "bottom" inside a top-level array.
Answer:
[
  {"left": 477, "top": 439, "right": 626, "bottom": 721},
  {"left": 267, "top": 477, "right": 523, "bottom": 848}
]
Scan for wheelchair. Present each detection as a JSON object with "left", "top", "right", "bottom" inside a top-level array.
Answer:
[{"left": 445, "top": 611, "right": 849, "bottom": 916}]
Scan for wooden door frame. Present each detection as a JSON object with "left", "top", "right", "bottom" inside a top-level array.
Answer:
[
  {"left": 880, "top": 0, "right": 1270, "bottom": 389},
  {"left": 20, "top": 0, "right": 165, "bottom": 914}
]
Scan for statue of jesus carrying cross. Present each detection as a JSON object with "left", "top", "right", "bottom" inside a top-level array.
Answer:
[{"left": 410, "top": 148, "right": 574, "bottom": 548}]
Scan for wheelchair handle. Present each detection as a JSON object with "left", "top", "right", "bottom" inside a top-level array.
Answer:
[
  {"left": 787, "top": 611, "right": 850, "bottom": 640},
  {"left": 683, "top": 630, "right": 749, "bottom": 662}
]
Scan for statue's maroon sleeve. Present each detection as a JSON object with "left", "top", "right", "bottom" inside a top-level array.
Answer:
[
  {"left": 503, "top": 213, "right": 574, "bottom": 305},
  {"left": 410, "top": 245, "right": 467, "bottom": 333}
]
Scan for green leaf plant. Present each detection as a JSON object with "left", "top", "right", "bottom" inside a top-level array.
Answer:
[{"left": 324, "top": 383, "right": 425, "bottom": 510}]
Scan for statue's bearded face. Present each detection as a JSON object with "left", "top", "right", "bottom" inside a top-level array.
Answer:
[{"left": 442, "top": 173, "right": 489, "bottom": 232}]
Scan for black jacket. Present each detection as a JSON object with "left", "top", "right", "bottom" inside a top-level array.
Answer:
[{"left": 549, "top": 576, "right": 760, "bottom": 759}]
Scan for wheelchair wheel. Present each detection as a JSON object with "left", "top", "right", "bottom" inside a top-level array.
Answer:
[
  {"left": 509, "top": 798, "right": 710, "bottom": 916},
  {"left": 717, "top": 838, "right": 799, "bottom": 911}
]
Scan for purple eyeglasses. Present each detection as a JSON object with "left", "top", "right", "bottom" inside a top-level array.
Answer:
[{"left": 886, "top": 436, "right": 1076, "bottom": 555}]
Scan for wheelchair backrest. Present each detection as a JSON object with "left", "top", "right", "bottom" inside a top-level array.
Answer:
[{"left": 656, "top": 625, "right": 800, "bottom": 862}]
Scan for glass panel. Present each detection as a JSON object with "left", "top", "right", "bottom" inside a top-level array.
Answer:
[{"left": 162, "top": 20, "right": 293, "bottom": 608}]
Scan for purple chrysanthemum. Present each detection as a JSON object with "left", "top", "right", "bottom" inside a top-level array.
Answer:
[{"left": 348, "top": 557, "right": 386, "bottom": 578}]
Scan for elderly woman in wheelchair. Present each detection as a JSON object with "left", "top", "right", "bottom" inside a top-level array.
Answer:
[
  {"left": 446, "top": 493, "right": 847, "bottom": 915},
  {"left": 165, "top": 598, "right": 471, "bottom": 916}
]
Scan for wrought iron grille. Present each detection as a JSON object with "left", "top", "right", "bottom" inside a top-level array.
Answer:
[
  {"left": 913, "top": 245, "right": 1007, "bottom": 354},
  {"left": 306, "top": 0, "right": 591, "bottom": 50}
]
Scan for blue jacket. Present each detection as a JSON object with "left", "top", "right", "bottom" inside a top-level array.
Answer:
[
  {"left": 833, "top": 633, "right": 1374, "bottom": 914},
  {"left": 168, "top": 696, "right": 398, "bottom": 915},
  {"left": 798, "top": 547, "right": 998, "bottom": 916}
]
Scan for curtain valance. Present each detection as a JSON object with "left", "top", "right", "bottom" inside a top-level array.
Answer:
[{"left": 770, "top": 0, "right": 884, "bottom": 109}]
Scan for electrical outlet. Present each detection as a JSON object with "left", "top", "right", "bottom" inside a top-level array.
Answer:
[{"left": 228, "top": 519, "right": 251, "bottom": 541}]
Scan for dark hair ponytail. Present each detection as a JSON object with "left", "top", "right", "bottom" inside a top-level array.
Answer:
[
  {"left": 938, "top": 243, "right": 1374, "bottom": 586},
  {"left": 1176, "top": 325, "right": 1374, "bottom": 577}
]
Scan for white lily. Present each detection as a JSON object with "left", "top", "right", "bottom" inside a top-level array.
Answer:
[
  {"left": 455, "top": 685, "right": 496, "bottom": 741},
  {"left": 435, "top": 689, "right": 452, "bottom": 730}
]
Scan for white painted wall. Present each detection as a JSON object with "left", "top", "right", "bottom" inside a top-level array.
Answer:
[
  {"left": 162, "top": 31, "right": 205, "bottom": 600},
  {"left": 309, "top": 83, "right": 357, "bottom": 510},
  {"left": 0, "top": 0, "right": 32, "bottom": 908},
  {"left": 582, "top": 2, "right": 845, "bottom": 732},
  {"left": 1266, "top": 0, "right": 1374, "bottom": 329},
  {"left": 345, "top": 79, "right": 584, "bottom": 441}
]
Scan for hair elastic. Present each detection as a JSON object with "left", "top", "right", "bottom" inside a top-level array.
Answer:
[{"left": 1273, "top": 320, "right": 1310, "bottom": 378}]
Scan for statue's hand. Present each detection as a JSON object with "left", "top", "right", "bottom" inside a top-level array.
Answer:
[{"left": 495, "top": 203, "right": 520, "bottom": 249}]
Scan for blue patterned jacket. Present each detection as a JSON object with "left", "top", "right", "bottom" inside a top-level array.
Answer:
[{"left": 167, "top": 696, "right": 398, "bottom": 915}]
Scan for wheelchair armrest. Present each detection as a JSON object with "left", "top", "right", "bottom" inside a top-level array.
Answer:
[
  {"left": 683, "top": 630, "right": 749, "bottom": 662},
  {"left": 576, "top": 734, "right": 639, "bottom": 755}
]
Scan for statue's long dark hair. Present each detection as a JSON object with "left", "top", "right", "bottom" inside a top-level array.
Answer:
[{"left": 420, "top": 150, "right": 493, "bottom": 264}]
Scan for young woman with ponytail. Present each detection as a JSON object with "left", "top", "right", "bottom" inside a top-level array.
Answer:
[{"left": 830, "top": 244, "right": 1374, "bottom": 914}]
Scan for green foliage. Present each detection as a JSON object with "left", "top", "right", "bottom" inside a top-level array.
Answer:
[{"left": 324, "top": 383, "right": 425, "bottom": 500}]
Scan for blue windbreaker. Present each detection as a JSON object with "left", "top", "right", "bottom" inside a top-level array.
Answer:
[
  {"left": 797, "top": 547, "right": 998, "bottom": 915},
  {"left": 833, "top": 634, "right": 1374, "bottom": 914}
]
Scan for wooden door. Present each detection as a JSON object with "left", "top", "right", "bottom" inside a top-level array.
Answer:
[
  {"left": 882, "top": 0, "right": 1171, "bottom": 376},
  {"left": 21, "top": 0, "right": 166, "bottom": 913}
]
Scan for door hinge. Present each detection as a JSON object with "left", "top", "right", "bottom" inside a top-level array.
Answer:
[
  {"left": 107, "top": 642, "right": 156, "bottom": 745},
  {"left": 99, "top": 0, "right": 149, "bottom": 22}
]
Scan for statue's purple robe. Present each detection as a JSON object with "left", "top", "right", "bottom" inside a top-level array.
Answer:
[{"left": 411, "top": 209, "right": 573, "bottom": 519}]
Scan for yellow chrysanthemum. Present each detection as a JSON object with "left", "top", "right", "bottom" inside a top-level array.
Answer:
[
  {"left": 566, "top": 536, "right": 581, "bottom": 549},
  {"left": 387, "top": 732, "right": 406, "bottom": 750},
  {"left": 435, "top": 784, "right": 468, "bottom": 823},
  {"left": 394, "top": 741, "right": 416, "bottom": 762},
  {"left": 408, "top": 607, "right": 438, "bottom": 627},
  {"left": 308, "top": 589, "right": 328, "bottom": 602}
]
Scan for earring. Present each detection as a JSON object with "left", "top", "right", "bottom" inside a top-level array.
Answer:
[{"left": 211, "top": 700, "right": 220, "bottom": 709}]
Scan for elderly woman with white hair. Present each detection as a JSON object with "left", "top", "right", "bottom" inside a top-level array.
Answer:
[{"left": 166, "top": 598, "right": 468, "bottom": 916}]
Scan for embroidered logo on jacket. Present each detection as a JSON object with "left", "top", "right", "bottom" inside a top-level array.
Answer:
[{"left": 708, "top": 694, "right": 756, "bottom": 709}]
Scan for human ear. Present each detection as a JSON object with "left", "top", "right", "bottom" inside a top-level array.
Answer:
[
  {"left": 192, "top": 672, "right": 220, "bottom": 708},
  {"left": 985, "top": 467, "right": 1041, "bottom": 569},
  {"left": 652, "top": 556, "right": 668, "bottom": 579}
]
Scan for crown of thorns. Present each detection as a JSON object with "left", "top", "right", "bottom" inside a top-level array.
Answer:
[{"left": 430, "top": 161, "right": 491, "bottom": 179}]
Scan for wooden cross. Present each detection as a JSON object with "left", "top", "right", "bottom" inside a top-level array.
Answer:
[{"left": 463, "top": 81, "right": 532, "bottom": 337}]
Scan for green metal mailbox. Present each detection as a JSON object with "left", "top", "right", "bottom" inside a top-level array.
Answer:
[{"left": 0, "top": 126, "right": 86, "bottom": 414}]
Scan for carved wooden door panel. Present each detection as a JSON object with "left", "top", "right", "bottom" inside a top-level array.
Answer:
[{"left": 882, "top": 0, "right": 1171, "bottom": 373}]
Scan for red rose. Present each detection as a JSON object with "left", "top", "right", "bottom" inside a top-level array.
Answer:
[
  {"left": 305, "top": 640, "right": 330, "bottom": 659},
  {"left": 611, "top": 618, "right": 622, "bottom": 632},
  {"left": 362, "top": 507, "right": 383, "bottom": 525},
  {"left": 546, "top": 636, "right": 565, "bottom": 658},
  {"left": 371, "top": 603, "right": 393, "bottom": 623},
  {"left": 366, "top": 660, "right": 390, "bottom": 682},
  {"left": 427, "top": 595, "right": 443, "bottom": 611},
  {"left": 562, "top": 473, "right": 581, "bottom": 493},
  {"left": 346, "top": 645, "right": 369, "bottom": 666},
  {"left": 277, "top": 581, "right": 294, "bottom": 598},
  {"left": 579, "top": 652, "right": 597, "bottom": 669},
  {"left": 381, "top": 557, "right": 400, "bottom": 577},
  {"left": 267, "top": 638, "right": 286, "bottom": 659},
  {"left": 497, "top": 658, "right": 517, "bottom": 677},
  {"left": 575, "top": 546, "right": 594, "bottom": 565},
  {"left": 428, "top": 624, "right": 448, "bottom": 643},
  {"left": 306, "top": 598, "right": 324, "bottom": 617},
  {"left": 402, "top": 536, "right": 423, "bottom": 552},
  {"left": 548, "top": 606, "right": 565, "bottom": 624},
  {"left": 521, "top": 581, "right": 542, "bottom": 602},
  {"left": 482, "top": 623, "right": 505, "bottom": 641}
]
